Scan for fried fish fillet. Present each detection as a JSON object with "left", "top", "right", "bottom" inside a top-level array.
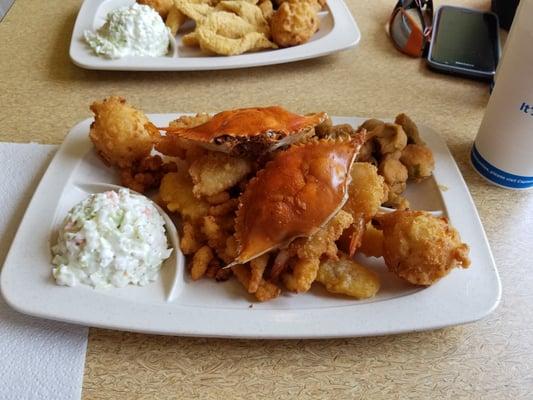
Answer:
[
  {"left": 159, "top": 171, "right": 210, "bottom": 221},
  {"left": 195, "top": 12, "right": 276, "bottom": 55},
  {"left": 216, "top": 0, "right": 270, "bottom": 35},
  {"left": 188, "top": 151, "right": 253, "bottom": 197},
  {"left": 317, "top": 256, "right": 380, "bottom": 299}
]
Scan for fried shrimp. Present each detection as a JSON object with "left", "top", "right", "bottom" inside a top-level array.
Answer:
[
  {"left": 344, "top": 163, "right": 387, "bottom": 222},
  {"left": 282, "top": 257, "right": 320, "bottom": 293},
  {"left": 375, "top": 211, "right": 470, "bottom": 286},
  {"left": 282, "top": 210, "right": 353, "bottom": 293},
  {"left": 89, "top": 96, "right": 159, "bottom": 169}
]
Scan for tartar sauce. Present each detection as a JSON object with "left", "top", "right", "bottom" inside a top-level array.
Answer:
[
  {"left": 84, "top": 3, "right": 170, "bottom": 59},
  {"left": 51, "top": 189, "right": 172, "bottom": 288}
]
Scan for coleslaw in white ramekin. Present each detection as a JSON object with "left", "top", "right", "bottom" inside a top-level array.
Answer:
[{"left": 51, "top": 188, "right": 172, "bottom": 288}]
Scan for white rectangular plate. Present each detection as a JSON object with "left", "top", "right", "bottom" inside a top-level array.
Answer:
[
  {"left": 69, "top": 0, "right": 361, "bottom": 71},
  {"left": 1, "top": 115, "right": 501, "bottom": 338}
]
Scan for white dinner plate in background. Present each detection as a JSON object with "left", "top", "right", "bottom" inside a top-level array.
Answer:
[{"left": 69, "top": 0, "right": 361, "bottom": 71}]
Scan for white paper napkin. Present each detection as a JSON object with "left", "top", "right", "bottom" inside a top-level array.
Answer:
[{"left": 0, "top": 143, "right": 88, "bottom": 400}]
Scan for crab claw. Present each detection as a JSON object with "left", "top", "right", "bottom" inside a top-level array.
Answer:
[
  {"left": 231, "top": 133, "right": 366, "bottom": 266},
  {"left": 158, "top": 106, "right": 327, "bottom": 156}
]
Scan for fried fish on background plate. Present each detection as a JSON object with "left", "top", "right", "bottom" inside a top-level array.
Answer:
[{"left": 173, "top": 0, "right": 276, "bottom": 55}]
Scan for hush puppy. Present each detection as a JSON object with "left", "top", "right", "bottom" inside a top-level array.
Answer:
[
  {"left": 271, "top": 0, "right": 319, "bottom": 47},
  {"left": 89, "top": 97, "right": 158, "bottom": 169},
  {"left": 375, "top": 211, "right": 470, "bottom": 285}
]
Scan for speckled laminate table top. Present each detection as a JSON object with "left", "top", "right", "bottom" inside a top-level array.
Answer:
[{"left": 1, "top": 0, "right": 532, "bottom": 398}]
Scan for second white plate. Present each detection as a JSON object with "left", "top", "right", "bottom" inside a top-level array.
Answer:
[{"left": 69, "top": 0, "right": 361, "bottom": 71}]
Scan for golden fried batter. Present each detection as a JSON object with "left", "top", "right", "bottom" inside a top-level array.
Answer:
[
  {"left": 205, "top": 191, "right": 231, "bottom": 205},
  {"left": 317, "top": 256, "right": 380, "bottom": 299},
  {"left": 374, "top": 124, "right": 408, "bottom": 155},
  {"left": 288, "top": 210, "right": 354, "bottom": 260},
  {"left": 180, "top": 221, "right": 204, "bottom": 255},
  {"left": 216, "top": 0, "right": 270, "bottom": 35},
  {"left": 170, "top": 113, "right": 212, "bottom": 128},
  {"left": 359, "top": 118, "right": 385, "bottom": 135},
  {"left": 232, "top": 264, "right": 281, "bottom": 301},
  {"left": 189, "top": 152, "right": 252, "bottom": 197},
  {"left": 166, "top": 6, "right": 187, "bottom": 35},
  {"left": 182, "top": 31, "right": 200, "bottom": 46},
  {"left": 159, "top": 171, "right": 210, "bottom": 221},
  {"left": 175, "top": 0, "right": 214, "bottom": 21},
  {"left": 176, "top": 0, "right": 276, "bottom": 55},
  {"left": 119, "top": 155, "right": 177, "bottom": 193},
  {"left": 225, "top": 236, "right": 239, "bottom": 260},
  {"left": 190, "top": 245, "right": 214, "bottom": 280},
  {"left": 270, "top": 0, "right": 319, "bottom": 47},
  {"left": 89, "top": 97, "right": 158, "bottom": 169},
  {"left": 208, "top": 198, "right": 239, "bottom": 217},
  {"left": 281, "top": 210, "right": 353, "bottom": 293},
  {"left": 275, "top": 0, "right": 325, "bottom": 8},
  {"left": 258, "top": 0, "right": 274, "bottom": 20},
  {"left": 344, "top": 162, "right": 386, "bottom": 222},
  {"left": 400, "top": 144, "right": 435, "bottom": 182},
  {"left": 249, "top": 253, "right": 269, "bottom": 293},
  {"left": 282, "top": 257, "right": 320, "bottom": 293},
  {"left": 196, "top": 22, "right": 276, "bottom": 55},
  {"left": 379, "top": 158, "right": 407, "bottom": 187},
  {"left": 378, "top": 158, "right": 409, "bottom": 208},
  {"left": 395, "top": 113, "right": 425, "bottom": 145},
  {"left": 201, "top": 215, "right": 227, "bottom": 252},
  {"left": 375, "top": 211, "right": 470, "bottom": 286}
]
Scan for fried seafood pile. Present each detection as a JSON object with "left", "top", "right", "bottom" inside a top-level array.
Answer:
[
  {"left": 137, "top": 0, "right": 325, "bottom": 55},
  {"left": 356, "top": 114, "right": 435, "bottom": 210},
  {"left": 88, "top": 97, "right": 470, "bottom": 302}
]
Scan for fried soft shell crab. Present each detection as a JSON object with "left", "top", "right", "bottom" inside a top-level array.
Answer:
[{"left": 88, "top": 97, "right": 470, "bottom": 302}]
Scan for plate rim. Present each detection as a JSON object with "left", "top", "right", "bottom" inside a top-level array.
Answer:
[
  {"left": 68, "top": 0, "right": 361, "bottom": 71},
  {"left": 0, "top": 114, "right": 501, "bottom": 339}
]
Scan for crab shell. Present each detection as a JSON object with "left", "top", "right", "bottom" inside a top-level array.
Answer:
[
  {"left": 231, "top": 133, "right": 366, "bottom": 266},
  {"left": 159, "top": 106, "right": 327, "bottom": 156}
]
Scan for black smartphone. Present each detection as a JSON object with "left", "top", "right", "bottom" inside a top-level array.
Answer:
[{"left": 427, "top": 6, "right": 500, "bottom": 80}]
